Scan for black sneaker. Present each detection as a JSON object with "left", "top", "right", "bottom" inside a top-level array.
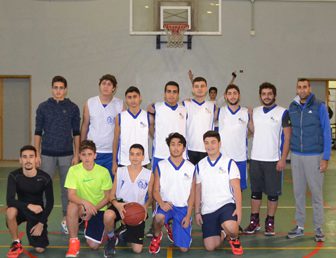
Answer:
[
  {"left": 115, "top": 224, "right": 127, "bottom": 242},
  {"left": 146, "top": 225, "right": 154, "bottom": 238},
  {"left": 104, "top": 235, "right": 119, "bottom": 258},
  {"left": 314, "top": 228, "right": 325, "bottom": 242},
  {"left": 244, "top": 219, "right": 260, "bottom": 234}
]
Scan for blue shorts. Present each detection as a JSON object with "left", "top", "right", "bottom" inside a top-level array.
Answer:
[
  {"left": 152, "top": 157, "right": 164, "bottom": 173},
  {"left": 84, "top": 211, "right": 105, "bottom": 244},
  {"left": 236, "top": 160, "right": 247, "bottom": 190},
  {"left": 95, "top": 152, "right": 113, "bottom": 180},
  {"left": 156, "top": 206, "right": 192, "bottom": 248},
  {"left": 202, "top": 203, "right": 237, "bottom": 239}
]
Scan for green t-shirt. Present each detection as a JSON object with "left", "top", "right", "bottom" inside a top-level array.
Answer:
[{"left": 64, "top": 163, "right": 112, "bottom": 211}]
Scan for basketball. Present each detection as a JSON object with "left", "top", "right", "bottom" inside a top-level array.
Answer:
[{"left": 123, "top": 202, "right": 146, "bottom": 226}]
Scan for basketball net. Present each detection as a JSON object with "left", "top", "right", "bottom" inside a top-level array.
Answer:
[{"left": 163, "top": 23, "right": 189, "bottom": 48}]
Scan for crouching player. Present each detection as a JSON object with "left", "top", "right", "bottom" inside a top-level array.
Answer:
[
  {"left": 149, "top": 133, "right": 195, "bottom": 254},
  {"left": 103, "top": 144, "right": 154, "bottom": 257},
  {"left": 64, "top": 140, "right": 112, "bottom": 257},
  {"left": 195, "top": 131, "right": 243, "bottom": 255}
]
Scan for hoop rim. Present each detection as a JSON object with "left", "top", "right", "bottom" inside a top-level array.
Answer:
[{"left": 163, "top": 23, "right": 189, "bottom": 34}]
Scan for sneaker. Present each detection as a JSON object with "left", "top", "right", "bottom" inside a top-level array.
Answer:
[
  {"left": 244, "top": 218, "right": 260, "bottom": 234},
  {"left": 314, "top": 228, "right": 325, "bottom": 242},
  {"left": 115, "top": 223, "right": 127, "bottom": 242},
  {"left": 264, "top": 217, "right": 275, "bottom": 236},
  {"left": 7, "top": 241, "right": 23, "bottom": 258},
  {"left": 149, "top": 232, "right": 163, "bottom": 254},
  {"left": 164, "top": 223, "right": 174, "bottom": 243},
  {"left": 287, "top": 226, "right": 304, "bottom": 239},
  {"left": 61, "top": 220, "right": 69, "bottom": 235},
  {"left": 65, "top": 238, "right": 80, "bottom": 258},
  {"left": 104, "top": 236, "right": 119, "bottom": 257},
  {"left": 229, "top": 239, "right": 243, "bottom": 256},
  {"left": 146, "top": 225, "right": 154, "bottom": 238}
]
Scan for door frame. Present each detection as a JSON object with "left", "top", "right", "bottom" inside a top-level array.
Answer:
[{"left": 0, "top": 75, "right": 32, "bottom": 160}]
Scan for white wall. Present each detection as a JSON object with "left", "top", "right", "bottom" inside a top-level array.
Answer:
[{"left": 1, "top": 0, "right": 336, "bottom": 141}]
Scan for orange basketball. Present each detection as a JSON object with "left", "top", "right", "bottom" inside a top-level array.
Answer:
[{"left": 123, "top": 202, "right": 146, "bottom": 226}]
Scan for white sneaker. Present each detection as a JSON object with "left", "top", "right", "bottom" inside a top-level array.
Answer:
[{"left": 61, "top": 220, "right": 69, "bottom": 235}]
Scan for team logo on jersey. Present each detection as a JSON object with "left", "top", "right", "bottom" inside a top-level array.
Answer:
[
  {"left": 138, "top": 179, "right": 148, "bottom": 189},
  {"left": 140, "top": 121, "right": 147, "bottom": 128},
  {"left": 205, "top": 107, "right": 211, "bottom": 114},
  {"left": 63, "top": 109, "right": 67, "bottom": 114},
  {"left": 270, "top": 116, "right": 278, "bottom": 123},
  {"left": 238, "top": 118, "right": 246, "bottom": 124},
  {"left": 184, "top": 173, "right": 191, "bottom": 179},
  {"left": 179, "top": 113, "right": 185, "bottom": 119},
  {"left": 218, "top": 167, "right": 225, "bottom": 174},
  {"left": 107, "top": 116, "right": 115, "bottom": 124},
  {"left": 308, "top": 110, "right": 313, "bottom": 114}
]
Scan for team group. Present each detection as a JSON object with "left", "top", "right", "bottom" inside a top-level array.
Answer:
[{"left": 5, "top": 73, "right": 331, "bottom": 257}]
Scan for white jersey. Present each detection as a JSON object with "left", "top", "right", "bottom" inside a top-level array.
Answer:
[
  {"left": 158, "top": 158, "right": 195, "bottom": 207},
  {"left": 87, "top": 96, "right": 123, "bottom": 153},
  {"left": 153, "top": 102, "right": 187, "bottom": 159},
  {"left": 116, "top": 166, "right": 152, "bottom": 205},
  {"left": 218, "top": 106, "right": 248, "bottom": 162},
  {"left": 196, "top": 154, "right": 240, "bottom": 215},
  {"left": 117, "top": 109, "right": 150, "bottom": 166},
  {"left": 251, "top": 105, "right": 286, "bottom": 161},
  {"left": 183, "top": 99, "right": 215, "bottom": 152}
]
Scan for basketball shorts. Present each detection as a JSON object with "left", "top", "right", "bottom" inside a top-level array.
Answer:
[
  {"left": 10, "top": 207, "right": 49, "bottom": 248},
  {"left": 187, "top": 150, "right": 207, "bottom": 165},
  {"left": 156, "top": 205, "right": 192, "bottom": 248},
  {"left": 95, "top": 152, "right": 113, "bottom": 179},
  {"left": 250, "top": 159, "right": 282, "bottom": 196},
  {"left": 201, "top": 203, "right": 237, "bottom": 239},
  {"left": 84, "top": 211, "right": 105, "bottom": 244},
  {"left": 107, "top": 204, "right": 145, "bottom": 245},
  {"left": 236, "top": 160, "right": 247, "bottom": 190}
]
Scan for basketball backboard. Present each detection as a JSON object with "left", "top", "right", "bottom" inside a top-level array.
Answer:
[{"left": 130, "top": 0, "right": 222, "bottom": 35}]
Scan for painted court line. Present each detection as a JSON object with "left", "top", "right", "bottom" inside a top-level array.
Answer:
[{"left": 0, "top": 245, "right": 335, "bottom": 251}]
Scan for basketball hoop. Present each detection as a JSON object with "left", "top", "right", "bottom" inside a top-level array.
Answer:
[{"left": 163, "top": 23, "right": 189, "bottom": 48}]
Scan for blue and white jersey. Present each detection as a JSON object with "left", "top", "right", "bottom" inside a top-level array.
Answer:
[
  {"left": 153, "top": 102, "right": 187, "bottom": 159},
  {"left": 117, "top": 109, "right": 150, "bottom": 166},
  {"left": 218, "top": 105, "right": 248, "bottom": 162},
  {"left": 87, "top": 96, "right": 123, "bottom": 153},
  {"left": 116, "top": 166, "right": 152, "bottom": 205},
  {"left": 157, "top": 158, "right": 195, "bottom": 207},
  {"left": 183, "top": 99, "right": 215, "bottom": 152},
  {"left": 251, "top": 105, "right": 286, "bottom": 161},
  {"left": 196, "top": 154, "right": 240, "bottom": 215}
]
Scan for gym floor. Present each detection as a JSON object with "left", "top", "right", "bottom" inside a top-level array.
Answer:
[{"left": 0, "top": 153, "right": 335, "bottom": 258}]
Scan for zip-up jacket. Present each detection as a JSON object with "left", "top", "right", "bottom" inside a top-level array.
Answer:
[{"left": 288, "top": 93, "right": 331, "bottom": 160}]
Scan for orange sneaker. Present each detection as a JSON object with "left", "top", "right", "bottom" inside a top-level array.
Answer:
[
  {"left": 229, "top": 238, "right": 243, "bottom": 256},
  {"left": 65, "top": 238, "right": 80, "bottom": 257},
  {"left": 7, "top": 241, "right": 23, "bottom": 258}
]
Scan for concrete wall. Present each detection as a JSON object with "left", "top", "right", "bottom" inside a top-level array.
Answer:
[{"left": 1, "top": 0, "right": 335, "bottom": 141}]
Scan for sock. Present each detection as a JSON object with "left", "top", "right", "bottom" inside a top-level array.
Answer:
[
  {"left": 13, "top": 239, "right": 20, "bottom": 243},
  {"left": 107, "top": 231, "right": 114, "bottom": 239}
]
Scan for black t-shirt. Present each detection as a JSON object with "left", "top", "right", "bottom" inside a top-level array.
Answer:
[{"left": 6, "top": 168, "right": 54, "bottom": 224}]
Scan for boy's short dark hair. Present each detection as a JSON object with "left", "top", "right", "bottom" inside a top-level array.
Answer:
[
  {"left": 125, "top": 86, "right": 141, "bottom": 96},
  {"left": 52, "top": 75, "right": 67, "bottom": 88},
  {"left": 166, "top": 132, "right": 187, "bottom": 148},
  {"left": 164, "top": 81, "right": 179, "bottom": 93},
  {"left": 20, "top": 145, "right": 37, "bottom": 156},
  {"left": 209, "top": 87, "right": 218, "bottom": 94},
  {"left": 225, "top": 84, "right": 240, "bottom": 94},
  {"left": 192, "top": 76, "right": 207, "bottom": 85},
  {"left": 129, "top": 144, "right": 145, "bottom": 155},
  {"left": 99, "top": 74, "right": 117, "bottom": 88},
  {"left": 79, "top": 140, "right": 96, "bottom": 153},
  {"left": 203, "top": 130, "right": 221, "bottom": 142},
  {"left": 259, "top": 82, "right": 277, "bottom": 96}
]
